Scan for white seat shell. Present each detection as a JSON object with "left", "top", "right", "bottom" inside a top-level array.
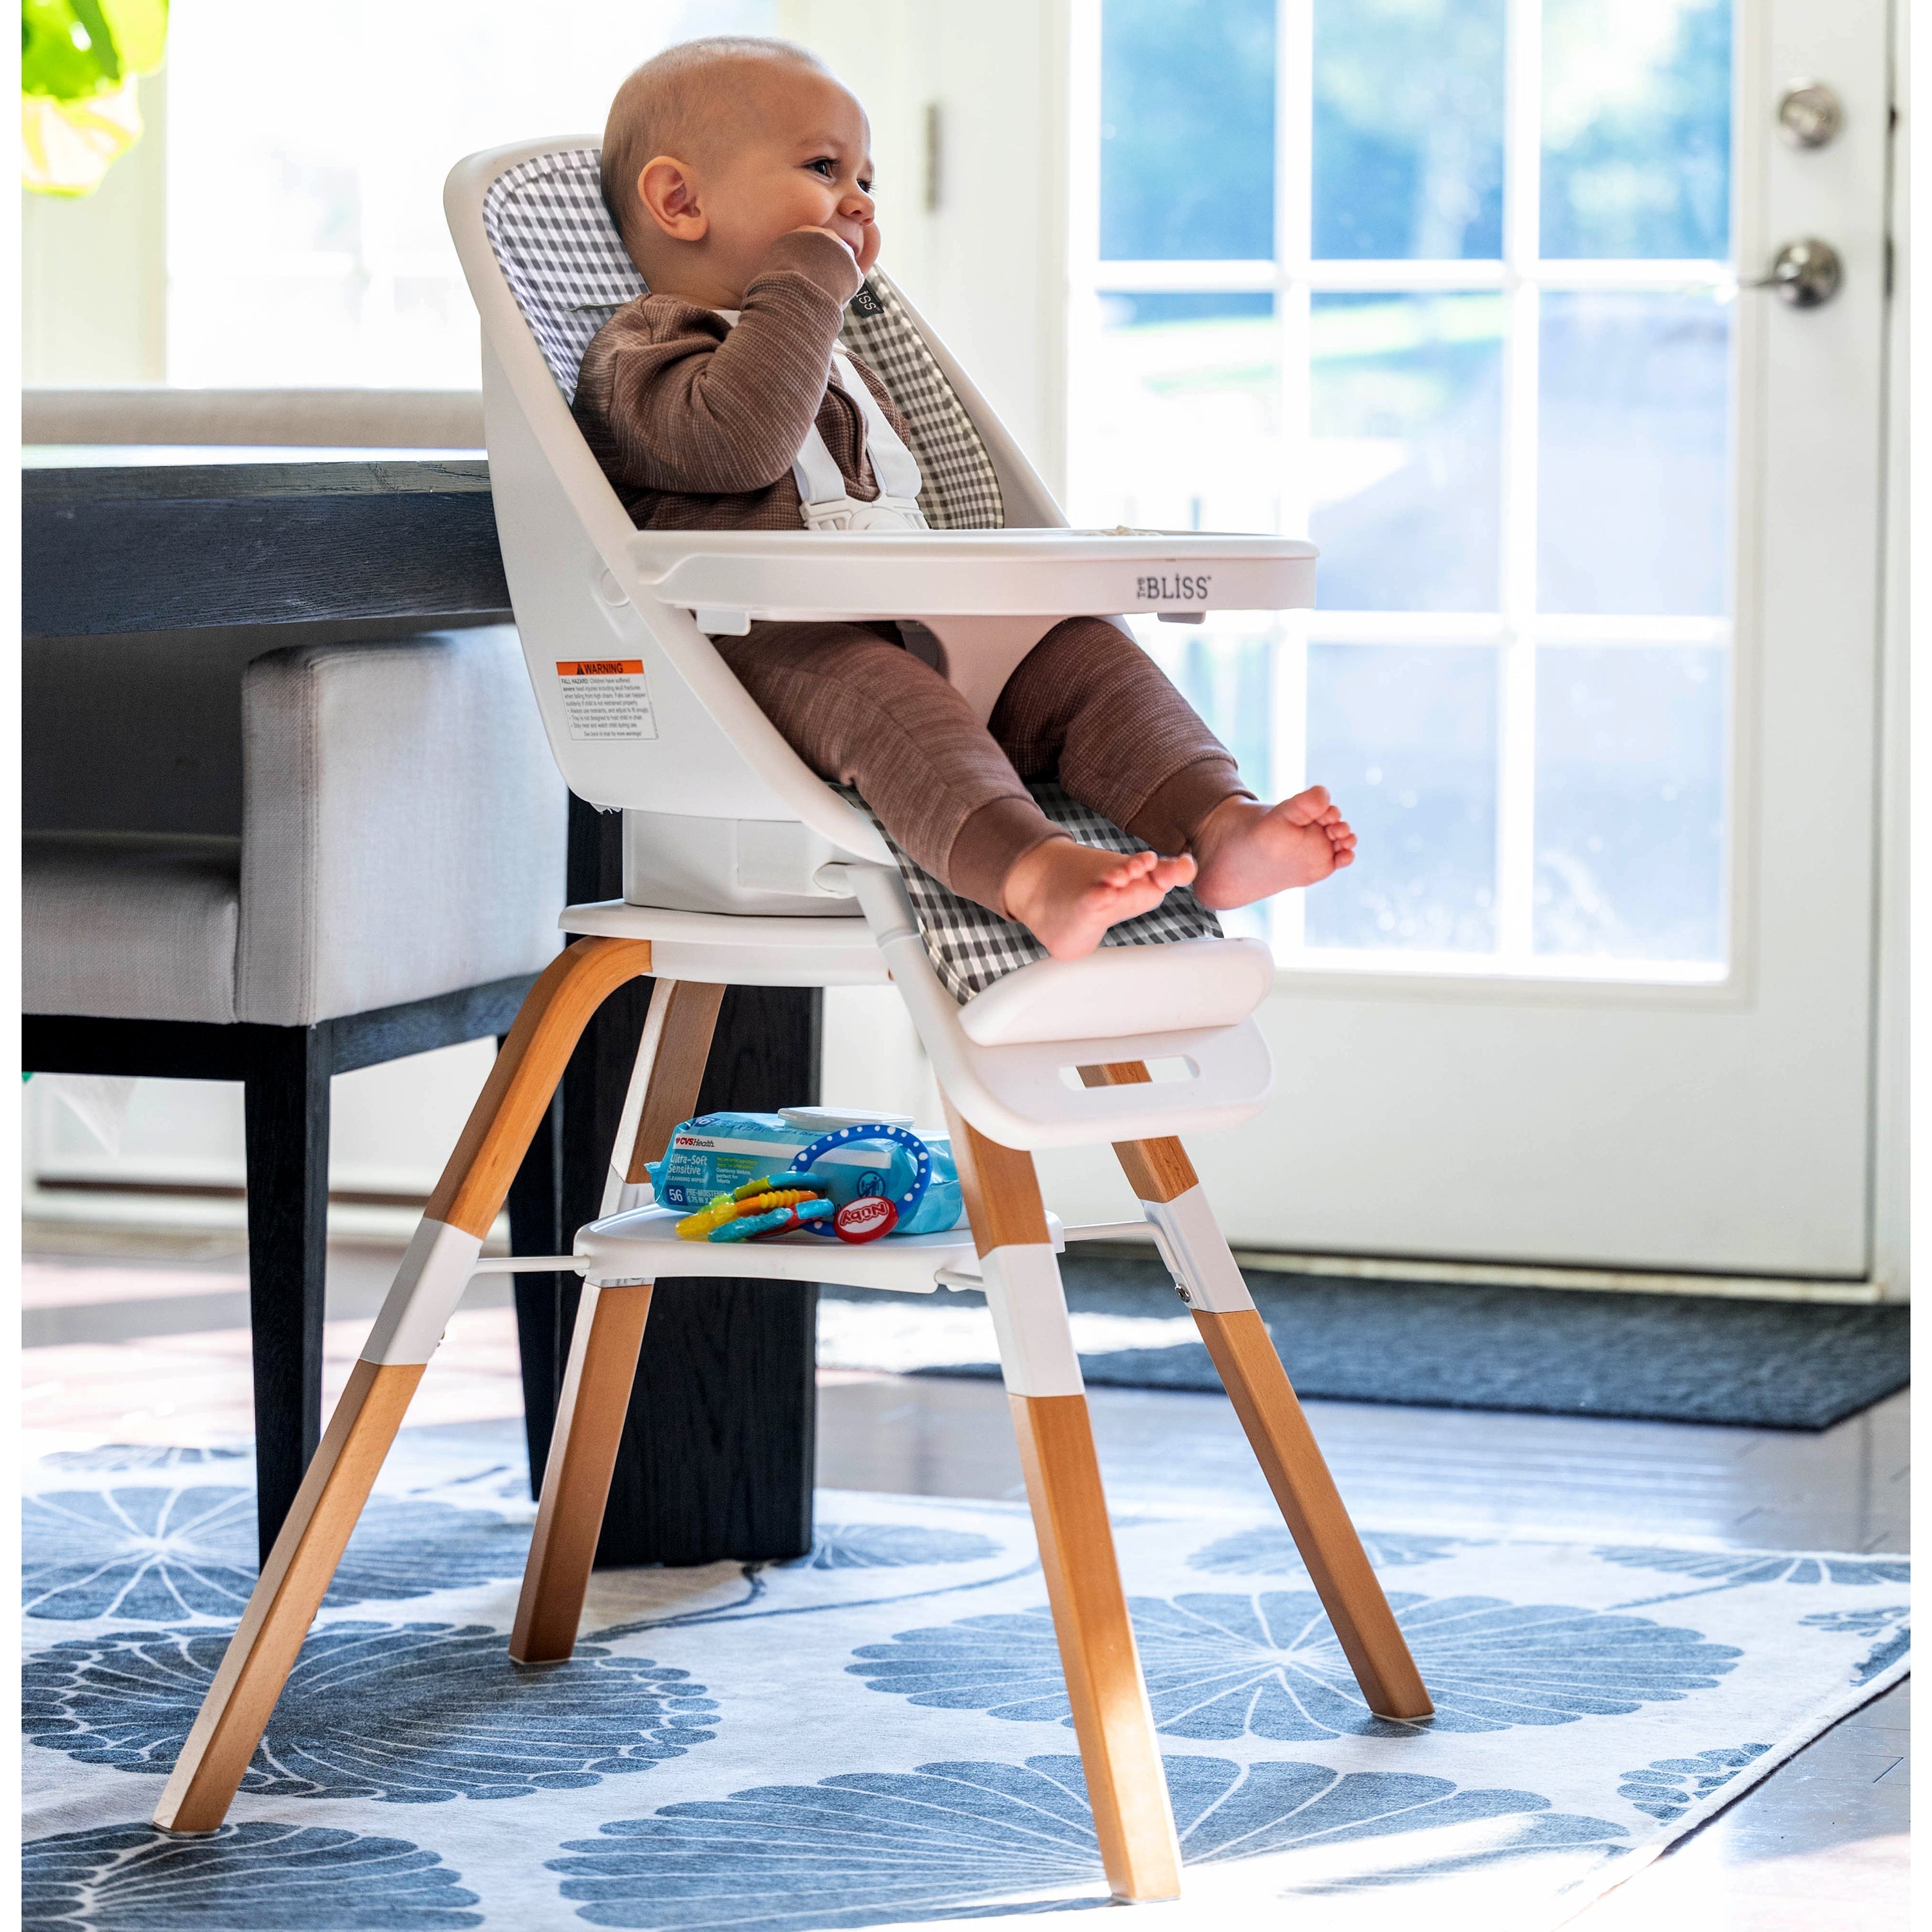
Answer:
[{"left": 443, "top": 138, "right": 1298, "bottom": 1150}]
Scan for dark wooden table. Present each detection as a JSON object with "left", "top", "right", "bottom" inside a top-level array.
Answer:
[{"left": 23, "top": 451, "right": 820, "bottom": 1565}]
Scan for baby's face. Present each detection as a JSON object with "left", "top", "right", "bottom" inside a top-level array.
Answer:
[{"left": 698, "top": 70, "right": 878, "bottom": 294}]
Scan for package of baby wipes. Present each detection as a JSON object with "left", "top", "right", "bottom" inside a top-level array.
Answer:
[{"left": 645, "top": 1107, "right": 965, "bottom": 1236}]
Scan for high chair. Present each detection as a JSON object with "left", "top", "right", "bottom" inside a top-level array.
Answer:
[{"left": 152, "top": 139, "right": 1432, "bottom": 1900}]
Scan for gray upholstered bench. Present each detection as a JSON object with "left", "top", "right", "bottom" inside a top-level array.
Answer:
[{"left": 23, "top": 618, "right": 564, "bottom": 1557}]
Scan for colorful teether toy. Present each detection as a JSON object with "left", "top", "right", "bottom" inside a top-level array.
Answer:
[
  {"left": 676, "top": 1182, "right": 826, "bottom": 1240},
  {"left": 710, "top": 1198, "right": 835, "bottom": 1242}
]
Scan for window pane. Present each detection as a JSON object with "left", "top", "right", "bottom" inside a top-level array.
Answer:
[
  {"left": 1311, "top": 294, "right": 1503, "bottom": 612},
  {"left": 1541, "top": 0, "right": 1733, "bottom": 260},
  {"left": 1535, "top": 647, "right": 1726, "bottom": 961},
  {"left": 1304, "top": 645, "right": 1499, "bottom": 951},
  {"left": 1537, "top": 290, "right": 1730, "bottom": 616},
  {"left": 1144, "top": 620, "right": 1276, "bottom": 943},
  {"left": 1313, "top": 0, "right": 1506, "bottom": 260},
  {"left": 1139, "top": 621, "right": 1275, "bottom": 793},
  {"left": 1070, "top": 293, "right": 1281, "bottom": 531},
  {"left": 1101, "top": 0, "right": 1275, "bottom": 260}
]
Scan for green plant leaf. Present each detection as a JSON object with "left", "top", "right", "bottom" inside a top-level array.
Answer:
[
  {"left": 23, "top": 1, "right": 109, "bottom": 101},
  {"left": 98, "top": 0, "right": 167, "bottom": 71},
  {"left": 21, "top": 0, "right": 166, "bottom": 103},
  {"left": 21, "top": 0, "right": 164, "bottom": 194}
]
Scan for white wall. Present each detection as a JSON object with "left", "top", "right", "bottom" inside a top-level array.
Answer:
[
  {"left": 777, "top": 0, "right": 1071, "bottom": 493},
  {"left": 22, "top": 75, "right": 167, "bottom": 384},
  {"left": 23, "top": 1041, "right": 500, "bottom": 1235}
]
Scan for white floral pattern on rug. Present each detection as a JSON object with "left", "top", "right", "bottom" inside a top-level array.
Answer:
[
  {"left": 39, "top": 1444, "right": 251, "bottom": 1474},
  {"left": 850, "top": 1590, "right": 1740, "bottom": 1739},
  {"left": 1615, "top": 1744, "right": 1772, "bottom": 1822},
  {"left": 19, "top": 1435, "right": 1908, "bottom": 1931},
  {"left": 550, "top": 1754, "right": 1629, "bottom": 1930},
  {"left": 23, "top": 1821, "right": 483, "bottom": 1929},
  {"left": 24, "top": 1623, "right": 717, "bottom": 1801},
  {"left": 1595, "top": 1545, "right": 1910, "bottom": 1596},
  {"left": 22, "top": 1487, "right": 533, "bottom": 1623},
  {"left": 1189, "top": 1525, "right": 1473, "bottom": 1574},
  {"left": 781, "top": 1523, "right": 1004, "bottom": 1571}
]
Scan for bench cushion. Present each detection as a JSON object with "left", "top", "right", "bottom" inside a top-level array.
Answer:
[
  {"left": 24, "top": 832, "right": 242, "bottom": 1024},
  {"left": 236, "top": 627, "right": 566, "bottom": 1025},
  {"left": 22, "top": 627, "right": 566, "bottom": 1030}
]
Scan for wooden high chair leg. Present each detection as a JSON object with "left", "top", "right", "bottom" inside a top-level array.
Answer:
[
  {"left": 943, "top": 1101, "right": 1182, "bottom": 1904},
  {"left": 510, "top": 978, "right": 724, "bottom": 1664},
  {"left": 1081, "top": 1063, "right": 1434, "bottom": 1725},
  {"left": 151, "top": 937, "right": 656, "bottom": 1835}
]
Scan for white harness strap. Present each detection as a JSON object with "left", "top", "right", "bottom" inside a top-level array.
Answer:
[
  {"left": 714, "top": 310, "right": 927, "bottom": 531},
  {"left": 791, "top": 350, "right": 929, "bottom": 531}
]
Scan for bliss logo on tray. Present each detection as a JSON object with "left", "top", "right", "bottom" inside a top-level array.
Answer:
[{"left": 1136, "top": 572, "right": 1211, "bottom": 603}]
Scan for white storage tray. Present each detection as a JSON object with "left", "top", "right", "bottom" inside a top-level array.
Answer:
[{"left": 576, "top": 1202, "right": 1068, "bottom": 1294}]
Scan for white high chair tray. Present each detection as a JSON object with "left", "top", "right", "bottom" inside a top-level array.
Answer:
[{"left": 625, "top": 527, "right": 1317, "bottom": 627}]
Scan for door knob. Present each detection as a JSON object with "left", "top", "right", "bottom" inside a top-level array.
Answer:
[
  {"left": 1747, "top": 238, "right": 1842, "bottom": 308},
  {"left": 1776, "top": 81, "right": 1843, "bottom": 149}
]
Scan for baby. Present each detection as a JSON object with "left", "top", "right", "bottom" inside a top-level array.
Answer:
[{"left": 577, "top": 35, "right": 1354, "bottom": 957}]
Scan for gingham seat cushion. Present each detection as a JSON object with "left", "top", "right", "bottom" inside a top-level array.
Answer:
[
  {"left": 480, "top": 146, "right": 1002, "bottom": 528},
  {"left": 482, "top": 146, "right": 1213, "bottom": 1000},
  {"left": 843, "top": 785, "right": 1224, "bottom": 1005},
  {"left": 835, "top": 278, "right": 1003, "bottom": 529}
]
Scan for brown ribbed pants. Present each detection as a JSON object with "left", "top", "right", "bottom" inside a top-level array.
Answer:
[{"left": 715, "top": 615, "right": 1251, "bottom": 913}]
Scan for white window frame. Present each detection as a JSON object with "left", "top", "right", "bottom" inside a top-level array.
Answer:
[{"left": 1064, "top": 0, "right": 1754, "bottom": 991}]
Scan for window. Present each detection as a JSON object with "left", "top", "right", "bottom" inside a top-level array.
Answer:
[
  {"left": 1068, "top": 0, "right": 1735, "bottom": 978},
  {"left": 164, "top": 0, "right": 772, "bottom": 388}
]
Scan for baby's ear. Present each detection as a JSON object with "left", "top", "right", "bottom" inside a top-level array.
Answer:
[{"left": 638, "top": 155, "right": 707, "bottom": 242}]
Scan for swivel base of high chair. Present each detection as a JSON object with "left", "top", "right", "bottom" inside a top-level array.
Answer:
[{"left": 152, "top": 907, "right": 1433, "bottom": 1906}]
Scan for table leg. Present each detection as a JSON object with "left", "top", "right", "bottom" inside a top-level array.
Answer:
[
  {"left": 512, "top": 798, "right": 819, "bottom": 1565},
  {"left": 242, "top": 1023, "right": 331, "bottom": 1566}
]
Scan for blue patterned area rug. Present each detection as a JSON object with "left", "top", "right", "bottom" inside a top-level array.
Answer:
[{"left": 22, "top": 1430, "right": 1909, "bottom": 1931}]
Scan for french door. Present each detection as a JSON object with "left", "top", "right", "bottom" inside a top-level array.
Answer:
[{"left": 1047, "top": 0, "right": 1894, "bottom": 1278}]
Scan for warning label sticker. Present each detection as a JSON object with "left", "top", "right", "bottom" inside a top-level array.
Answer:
[{"left": 556, "top": 659, "right": 658, "bottom": 741}]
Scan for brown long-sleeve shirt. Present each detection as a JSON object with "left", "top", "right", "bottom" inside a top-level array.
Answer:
[
  {"left": 573, "top": 229, "right": 913, "bottom": 531},
  {"left": 571, "top": 232, "right": 1249, "bottom": 906}
]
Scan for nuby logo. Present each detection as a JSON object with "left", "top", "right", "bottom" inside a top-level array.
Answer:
[{"left": 834, "top": 1197, "right": 898, "bottom": 1244}]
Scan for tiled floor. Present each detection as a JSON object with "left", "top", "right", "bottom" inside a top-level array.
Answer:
[
  {"left": 23, "top": 1222, "right": 1911, "bottom": 1929},
  {"left": 23, "top": 1235, "right": 526, "bottom": 1440}
]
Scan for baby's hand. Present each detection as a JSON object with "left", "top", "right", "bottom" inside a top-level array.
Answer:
[{"left": 799, "top": 218, "right": 881, "bottom": 276}]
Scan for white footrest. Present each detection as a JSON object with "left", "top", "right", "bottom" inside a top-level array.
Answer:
[{"left": 575, "top": 1204, "right": 1066, "bottom": 1294}]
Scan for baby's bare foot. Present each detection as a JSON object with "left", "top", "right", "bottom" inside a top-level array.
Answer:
[
  {"left": 1191, "top": 787, "right": 1356, "bottom": 910},
  {"left": 1003, "top": 837, "right": 1198, "bottom": 960}
]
